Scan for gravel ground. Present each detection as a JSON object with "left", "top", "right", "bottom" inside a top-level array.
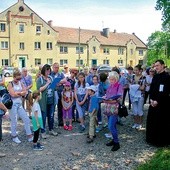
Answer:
[{"left": 0, "top": 104, "right": 157, "bottom": 170}]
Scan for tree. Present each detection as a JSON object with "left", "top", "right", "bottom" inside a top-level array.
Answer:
[
  {"left": 155, "top": 0, "right": 170, "bottom": 30},
  {"left": 147, "top": 31, "right": 170, "bottom": 66}
]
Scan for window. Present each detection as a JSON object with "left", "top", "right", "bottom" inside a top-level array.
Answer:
[
  {"left": 47, "top": 42, "right": 52, "bottom": 50},
  {"left": 139, "top": 60, "right": 143, "bottom": 65},
  {"left": 36, "top": 26, "right": 41, "bottom": 33},
  {"left": 47, "top": 30, "right": 50, "bottom": 35},
  {"left": 47, "top": 58, "right": 53, "bottom": 65},
  {"left": 60, "top": 59, "right": 68, "bottom": 66},
  {"left": 130, "top": 49, "right": 133, "bottom": 55},
  {"left": 1, "top": 41, "right": 8, "bottom": 49},
  {"left": 19, "top": 24, "right": 24, "bottom": 33},
  {"left": 103, "top": 48, "right": 109, "bottom": 54},
  {"left": 76, "top": 60, "right": 83, "bottom": 67},
  {"left": 93, "top": 46, "right": 96, "bottom": 53},
  {"left": 103, "top": 60, "right": 109, "bottom": 65},
  {"left": 0, "top": 23, "right": 6, "bottom": 32},
  {"left": 118, "top": 60, "right": 123, "bottom": 66},
  {"left": 2, "top": 59, "right": 8, "bottom": 66},
  {"left": 118, "top": 47, "right": 124, "bottom": 55},
  {"left": 35, "top": 42, "right": 41, "bottom": 50},
  {"left": 60, "top": 46, "right": 68, "bottom": 53},
  {"left": 139, "top": 50, "right": 143, "bottom": 56},
  {"left": 76, "top": 47, "right": 84, "bottom": 54},
  {"left": 19, "top": 42, "right": 24, "bottom": 50},
  {"left": 35, "top": 58, "right": 41, "bottom": 66}
]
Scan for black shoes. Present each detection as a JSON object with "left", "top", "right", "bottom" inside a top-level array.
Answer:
[
  {"left": 111, "top": 143, "right": 120, "bottom": 151},
  {"left": 106, "top": 140, "right": 115, "bottom": 146}
]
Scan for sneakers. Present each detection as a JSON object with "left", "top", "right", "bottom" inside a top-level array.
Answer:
[
  {"left": 111, "top": 143, "right": 120, "bottom": 151},
  {"left": 33, "top": 145, "right": 43, "bottom": 151},
  {"left": 68, "top": 125, "right": 73, "bottom": 131},
  {"left": 104, "top": 133, "right": 113, "bottom": 139},
  {"left": 87, "top": 138, "right": 93, "bottom": 143},
  {"left": 41, "top": 133, "right": 48, "bottom": 139},
  {"left": 106, "top": 140, "right": 115, "bottom": 146},
  {"left": 49, "top": 130, "right": 58, "bottom": 136},
  {"left": 37, "top": 143, "right": 44, "bottom": 149},
  {"left": 132, "top": 124, "right": 138, "bottom": 129},
  {"left": 28, "top": 136, "right": 33, "bottom": 142},
  {"left": 79, "top": 125, "right": 85, "bottom": 133},
  {"left": 0, "top": 153, "right": 6, "bottom": 158},
  {"left": 136, "top": 124, "right": 142, "bottom": 130},
  {"left": 12, "top": 137, "right": 21, "bottom": 144},
  {"left": 64, "top": 125, "right": 68, "bottom": 130}
]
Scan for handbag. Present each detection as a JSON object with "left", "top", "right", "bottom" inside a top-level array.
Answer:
[
  {"left": 101, "top": 103, "right": 119, "bottom": 116},
  {"left": 118, "top": 104, "right": 128, "bottom": 118}
]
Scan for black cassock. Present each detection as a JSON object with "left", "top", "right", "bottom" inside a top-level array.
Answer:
[{"left": 146, "top": 71, "right": 170, "bottom": 147}]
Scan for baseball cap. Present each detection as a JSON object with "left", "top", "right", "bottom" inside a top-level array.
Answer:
[
  {"left": 86, "top": 85, "right": 96, "bottom": 92},
  {"left": 64, "top": 81, "right": 71, "bottom": 86}
]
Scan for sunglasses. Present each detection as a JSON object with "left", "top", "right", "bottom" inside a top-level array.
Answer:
[
  {"left": 93, "top": 68, "right": 97, "bottom": 70},
  {"left": 16, "top": 78, "right": 21, "bottom": 80}
]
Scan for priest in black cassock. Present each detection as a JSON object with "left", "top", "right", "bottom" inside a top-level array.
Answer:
[{"left": 146, "top": 60, "right": 170, "bottom": 147}]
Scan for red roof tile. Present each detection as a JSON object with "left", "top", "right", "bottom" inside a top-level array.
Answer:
[{"left": 54, "top": 26, "right": 147, "bottom": 48}]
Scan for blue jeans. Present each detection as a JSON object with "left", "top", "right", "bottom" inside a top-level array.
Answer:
[
  {"left": 108, "top": 115, "right": 119, "bottom": 143},
  {"left": 41, "top": 104, "right": 55, "bottom": 133},
  {"left": 0, "top": 115, "right": 2, "bottom": 140},
  {"left": 97, "top": 103, "right": 102, "bottom": 122}
]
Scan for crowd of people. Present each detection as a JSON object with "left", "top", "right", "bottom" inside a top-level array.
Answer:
[{"left": 0, "top": 59, "right": 170, "bottom": 155}]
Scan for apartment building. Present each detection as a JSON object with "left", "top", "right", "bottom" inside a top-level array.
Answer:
[{"left": 0, "top": 0, "right": 147, "bottom": 69}]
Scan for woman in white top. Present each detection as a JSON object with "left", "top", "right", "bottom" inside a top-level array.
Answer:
[{"left": 7, "top": 69, "right": 33, "bottom": 144}]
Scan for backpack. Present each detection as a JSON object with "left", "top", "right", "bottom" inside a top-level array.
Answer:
[{"left": 0, "top": 87, "right": 13, "bottom": 110}]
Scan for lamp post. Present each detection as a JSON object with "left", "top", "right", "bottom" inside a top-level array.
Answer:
[{"left": 78, "top": 27, "right": 81, "bottom": 72}]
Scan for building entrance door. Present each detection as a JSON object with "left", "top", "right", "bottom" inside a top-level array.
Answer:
[{"left": 19, "top": 57, "right": 26, "bottom": 68}]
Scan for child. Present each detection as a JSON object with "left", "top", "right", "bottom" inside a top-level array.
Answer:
[
  {"left": 0, "top": 98, "right": 8, "bottom": 142},
  {"left": 30, "top": 90, "right": 44, "bottom": 151},
  {"left": 86, "top": 85, "right": 99, "bottom": 143},
  {"left": 61, "top": 81, "right": 74, "bottom": 130},
  {"left": 74, "top": 72, "right": 89, "bottom": 132}
]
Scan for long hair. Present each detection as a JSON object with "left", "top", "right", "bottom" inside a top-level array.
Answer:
[
  {"left": 77, "top": 72, "right": 86, "bottom": 88},
  {"left": 29, "top": 90, "right": 40, "bottom": 106}
]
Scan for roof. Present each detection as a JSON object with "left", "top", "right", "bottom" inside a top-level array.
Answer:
[{"left": 54, "top": 26, "right": 147, "bottom": 48}]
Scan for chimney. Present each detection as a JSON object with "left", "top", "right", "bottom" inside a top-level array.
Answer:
[
  {"left": 18, "top": 0, "right": 24, "bottom": 3},
  {"left": 103, "top": 28, "right": 110, "bottom": 38},
  {"left": 7, "top": 11, "right": 11, "bottom": 23},
  {"left": 48, "top": 20, "right": 53, "bottom": 27},
  {"left": 114, "top": 29, "right": 116, "bottom": 33},
  {"left": 31, "top": 13, "right": 34, "bottom": 25},
  {"left": 132, "top": 32, "right": 135, "bottom": 35}
]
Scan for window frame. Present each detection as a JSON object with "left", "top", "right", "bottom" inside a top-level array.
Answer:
[
  {"left": 118, "top": 47, "right": 124, "bottom": 55},
  {"left": 118, "top": 59, "right": 123, "bottom": 66},
  {"left": 60, "top": 59, "right": 68, "bottom": 66},
  {"left": 35, "top": 58, "right": 41, "bottom": 66},
  {"left": 36, "top": 26, "right": 41, "bottom": 34},
  {"left": 19, "top": 24, "right": 24, "bottom": 33},
  {"left": 1, "top": 59, "right": 8, "bottom": 66},
  {"left": 76, "top": 46, "right": 84, "bottom": 54},
  {"left": 60, "top": 46, "right": 68, "bottom": 53},
  {"left": 139, "top": 50, "right": 144, "bottom": 56},
  {"left": 0, "top": 23, "right": 6, "bottom": 32},
  {"left": 47, "top": 58, "right": 53, "bottom": 65},
  {"left": 19, "top": 42, "right": 25, "bottom": 50},
  {"left": 34, "top": 42, "right": 41, "bottom": 50},
  {"left": 1, "top": 41, "right": 8, "bottom": 49},
  {"left": 76, "top": 59, "right": 83, "bottom": 67},
  {"left": 103, "top": 48, "right": 110, "bottom": 55},
  {"left": 103, "top": 59, "right": 109, "bottom": 65},
  {"left": 47, "top": 42, "right": 52, "bottom": 50}
]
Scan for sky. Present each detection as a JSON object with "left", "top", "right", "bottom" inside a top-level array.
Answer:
[{"left": 0, "top": 0, "right": 162, "bottom": 43}]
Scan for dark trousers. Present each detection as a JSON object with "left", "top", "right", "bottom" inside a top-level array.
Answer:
[
  {"left": 33, "top": 128, "right": 40, "bottom": 143},
  {"left": 57, "top": 98, "right": 63, "bottom": 125},
  {"left": 144, "top": 91, "right": 150, "bottom": 104},
  {"left": 0, "top": 116, "right": 2, "bottom": 141},
  {"left": 122, "top": 88, "right": 131, "bottom": 108},
  {"left": 41, "top": 104, "right": 55, "bottom": 133}
]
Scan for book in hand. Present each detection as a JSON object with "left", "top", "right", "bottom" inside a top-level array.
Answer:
[
  {"left": 98, "top": 94, "right": 121, "bottom": 100},
  {"left": 48, "top": 78, "right": 62, "bottom": 89}
]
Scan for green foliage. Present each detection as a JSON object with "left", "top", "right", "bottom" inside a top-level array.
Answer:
[
  {"left": 137, "top": 148, "right": 170, "bottom": 170},
  {"left": 147, "top": 31, "right": 170, "bottom": 66},
  {"left": 156, "top": 0, "right": 170, "bottom": 30}
]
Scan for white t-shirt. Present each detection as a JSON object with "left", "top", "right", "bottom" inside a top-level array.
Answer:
[
  {"left": 32, "top": 102, "right": 42, "bottom": 118},
  {"left": 75, "top": 82, "right": 89, "bottom": 95}
]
